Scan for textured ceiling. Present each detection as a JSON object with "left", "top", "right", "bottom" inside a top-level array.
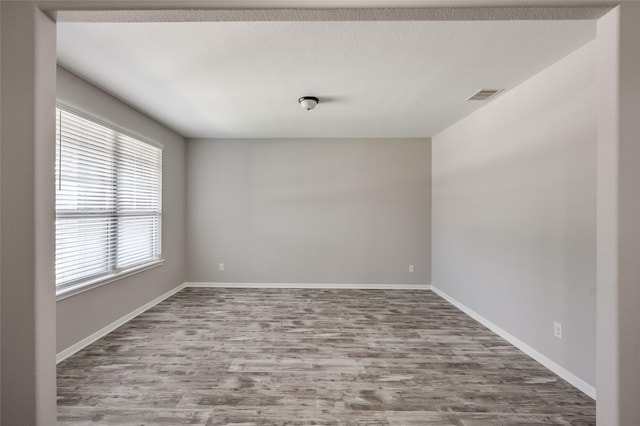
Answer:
[{"left": 57, "top": 20, "right": 594, "bottom": 138}]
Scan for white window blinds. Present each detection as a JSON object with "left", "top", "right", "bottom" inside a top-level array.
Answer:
[{"left": 55, "top": 107, "right": 163, "bottom": 294}]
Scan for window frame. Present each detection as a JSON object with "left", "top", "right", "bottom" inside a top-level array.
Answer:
[{"left": 55, "top": 103, "right": 164, "bottom": 301}]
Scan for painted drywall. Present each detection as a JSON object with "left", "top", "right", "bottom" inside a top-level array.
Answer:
[
  {"left": 432, "top": 41, "right": 597, "bottom": 386},
  {"left": 55, "top": 67, "right": 187, "bottom": 353},
  {"left": 596, "top": 7, "right": 619, "bottom": 420},
  {"left": 187, "top": 138, "right": 430, "bottom": 285},
  {"left": 596, "top": 4, "right": 640, "bottom": 424},
  {"left": 1, "top": 3, "right": 3, "bottom": 421},
  {"left": 1, "top": 3, "right": 57, "bottom": 423}
]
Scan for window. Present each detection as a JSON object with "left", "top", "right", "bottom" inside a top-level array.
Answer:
[{"left": 55, "top": 106, "right": 163, "bottom": 296}]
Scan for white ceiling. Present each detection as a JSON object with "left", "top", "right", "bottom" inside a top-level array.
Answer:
[{"left": 57, "top": 20, "right": 594, "bottom": 138}]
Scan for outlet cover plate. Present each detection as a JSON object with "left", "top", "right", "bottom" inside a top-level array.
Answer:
[{"left": 553, "top": 322, "right": 563, "bottom": 339}]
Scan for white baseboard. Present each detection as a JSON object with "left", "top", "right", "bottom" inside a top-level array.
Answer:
[
  {"left": 430, "top": 285, "right": 596, "bottom": 400},
  {"left": 185, "top": 282, "right": 431, "bottom": 290},
  {"left": 56, "top": 283, "right": 187, "bottom": 364}
]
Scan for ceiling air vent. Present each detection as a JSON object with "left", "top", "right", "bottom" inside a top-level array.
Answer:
[{"left": 467, "top": 89, "right": 503, "bottom": 101}]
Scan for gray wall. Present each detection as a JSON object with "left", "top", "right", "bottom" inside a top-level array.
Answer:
[
  {"left": 596, "top": 4, "right": 640, "bottom": 423},
  {"left": 432, "top": 41, "right": 597, "bottom": 385},
  {"left": 1, "top": 3, "right": 57, "bottom": 422},
  {"left": 55, "top": 67, "right": 187, "bottom": 353},
  {"left": 187, "top": 138, "right": 431, "bottom": 285}
]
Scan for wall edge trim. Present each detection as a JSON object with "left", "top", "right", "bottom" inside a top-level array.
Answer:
[{"left": 431, "top": 285, "right": 596, "bottom": 400}]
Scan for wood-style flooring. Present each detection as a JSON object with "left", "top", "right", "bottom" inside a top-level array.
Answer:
[{"left": 57, "top": 288, "right": 595, "bottom": 425}]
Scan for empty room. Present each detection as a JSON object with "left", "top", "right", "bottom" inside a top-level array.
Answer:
[{"left": 1, "top": 1, "right": 640, "bottom": 425}]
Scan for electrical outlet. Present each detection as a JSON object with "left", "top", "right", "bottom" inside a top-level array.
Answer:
[
  {"left": 218, "top": 263, "right": 225, "bottom": 271},
  {"left": 553, "top": 322, "right": 563, "bottom": 339},
  {"left": 409, "top": 265, "right": 415, "bottom": 273}
]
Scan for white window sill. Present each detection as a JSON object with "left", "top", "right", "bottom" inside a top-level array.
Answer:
[{"left": 56, "top": 259, "right": 165, "bottom": 302}]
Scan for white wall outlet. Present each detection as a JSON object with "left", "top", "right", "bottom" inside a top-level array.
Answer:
[
  {"left": 409, "top": 264, "right": 415, "bottom": 273},
  {"left": 553, "top": 322, "right": 563, "bottom": 339},
  {"left": 218, "top": 263, "right": 225, "bottom": 271}
]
